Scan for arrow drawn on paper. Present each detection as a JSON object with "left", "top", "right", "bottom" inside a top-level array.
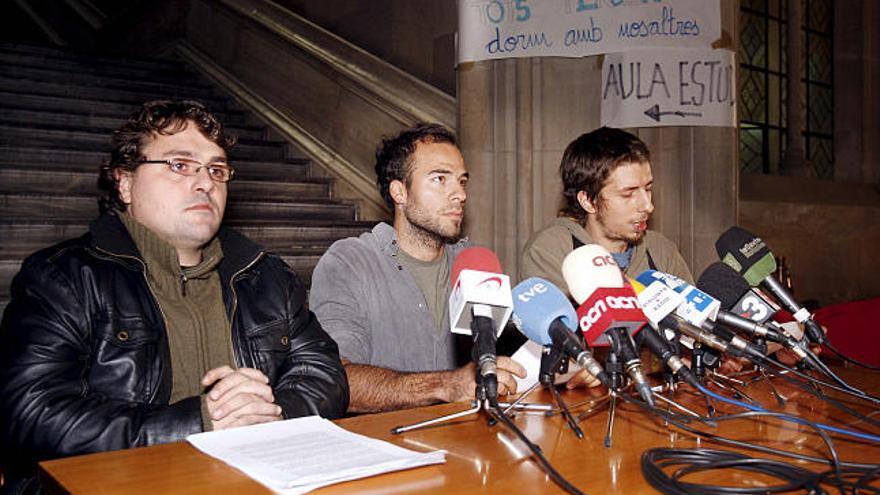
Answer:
[{"left": 644, "top": 104, "right": 702, "bottom": 122}]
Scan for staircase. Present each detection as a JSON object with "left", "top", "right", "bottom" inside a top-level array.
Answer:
[{"left": 0, "top": 43, "right": 375, "bottom": 315}]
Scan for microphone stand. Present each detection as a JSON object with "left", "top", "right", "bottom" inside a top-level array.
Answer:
[
  {"left": 540, "top": 344, "right": 584, "bottom": 439},
  {"left": 391, "top": 371, "right": 493, "bottom": 435}
]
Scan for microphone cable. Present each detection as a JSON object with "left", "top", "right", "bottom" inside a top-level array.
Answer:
[
  {"left": 755, "top": 353, "right": 880, "bottom": 406},
  {"left": 823, "top": 339, "right": 880, "bottom": 372},
  {"left": 757, "top": 366, "right": 880, "bottom": 429},
  {"left": 487, "top": 404, "right": 587, "bottom": 495},
  {"left": 617, "top": 395, "right": 880, "bottom": 494},
  {"left": 694, "top": 382, "right": 880, "bottom": 443},
  {"left": 641, "top": 448, "right": 826, "bottom": 495}
]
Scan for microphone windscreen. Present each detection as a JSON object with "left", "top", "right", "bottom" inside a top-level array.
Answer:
[
  {"left": 714, "top": 226, "right": 777, "bottom": 286},
  {"left": 696, "top": 262, "right": 752, "bottom": 310},
  {"left": 511, "top": 278, "right": 577, "bottom": 346},
  {"left": 561, "top": 244, "right": 624, "bottom": 304},
  {"left": 450, "top": 246, "right": 503, "bottom": 285}
]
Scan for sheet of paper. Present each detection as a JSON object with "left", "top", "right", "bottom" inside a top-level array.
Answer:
[{"left": 188, "top": 416, "right": 445, "bottom": 494}]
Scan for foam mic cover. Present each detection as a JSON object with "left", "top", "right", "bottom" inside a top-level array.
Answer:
[
  {"left": 561, "top": 244, "right": 625, "bottom": 303},
  {"left": 511, "top": 278, "right": 578, "bottom": 346},
  {"left": 697, "top": 262, "right": 776, "bottom": 324},
  {"left": 448, "top": 246, "right": 513, "bottom": 336},
  {"left": 715, "top": 226, "right": 777, "bottom": 287},
  {"left": 451, "top": 246, "right": 503, "bottom": 284}
]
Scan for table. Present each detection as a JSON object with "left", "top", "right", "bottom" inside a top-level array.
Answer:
[{"left": 40, "top": 368, "right": 880, "bottom": 494}]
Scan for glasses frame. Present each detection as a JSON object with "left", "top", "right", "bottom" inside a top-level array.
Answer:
[{"left": 139, "top": 158, "right": 236, "bottom": 183}]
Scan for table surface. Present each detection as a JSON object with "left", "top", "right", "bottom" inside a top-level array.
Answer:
[{"left": 40, "top": 367, "right": 880, "bottom": 494}]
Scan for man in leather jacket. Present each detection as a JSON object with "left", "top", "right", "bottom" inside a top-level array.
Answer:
[{"left": 0, "top": 100, "right": 349, "bottom": 494}]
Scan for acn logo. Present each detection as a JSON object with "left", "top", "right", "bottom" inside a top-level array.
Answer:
[{"left": 592, "top": 255, "right": 616, "bottom": 267}]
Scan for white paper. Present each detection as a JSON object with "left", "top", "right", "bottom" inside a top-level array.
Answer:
[
  {"left": 187, "top": 416, "right": 446, "bottom": 494},
  {"left": 512, "top": 340, "right": 581, "bottom": 392}
]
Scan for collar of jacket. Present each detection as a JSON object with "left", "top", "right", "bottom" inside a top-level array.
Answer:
[
  {"left": 88, "top": 212, "right": 264, "bottom": 283},
  {"left": 371, "top": 221, "right": 469, "bottom": 259}
]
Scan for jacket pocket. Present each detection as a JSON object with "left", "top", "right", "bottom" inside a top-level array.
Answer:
[
  {"left": 243, "top": 318, "right": 292, "bottom": 382},
  {"left": 91, "top": 316, "right": 160, "bottom": 402}
]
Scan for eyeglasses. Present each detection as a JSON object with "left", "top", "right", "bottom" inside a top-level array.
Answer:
[{"left": 140, "top": 158, "right": 235, "bottom": 182}]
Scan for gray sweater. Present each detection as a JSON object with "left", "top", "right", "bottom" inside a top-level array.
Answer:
[{"left": 309, "top": 223, "right": 469, "bottom": 372}]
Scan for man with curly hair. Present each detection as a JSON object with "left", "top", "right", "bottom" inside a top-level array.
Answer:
[
  {"left": 309, "top": 123, "right": 525, "bottom": 413},
  {"left": 0, "top": 100, "right": 348, "bottom": 494}
]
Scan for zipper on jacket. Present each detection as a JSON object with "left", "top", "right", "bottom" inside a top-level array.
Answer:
[
  {"left": 180, "top": 272, "right": 188, "bottom": 297},
  {"left": 228, "top": 251, "right": 265, "bottom": 369}
]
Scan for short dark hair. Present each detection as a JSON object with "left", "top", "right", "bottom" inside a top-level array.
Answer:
[
  {"left": 98, "top": 99, "right": 236, "bottom": 213},
  {"left": 558, "top": 127, "right": 650, "bottom": 223},
  {"left": 374, "top": 123, "right": 457, "bottom": 209}
]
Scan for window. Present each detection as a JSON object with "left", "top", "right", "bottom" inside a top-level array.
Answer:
[{"left": 738, "top": 0, "right": 833, "bottom": 178}]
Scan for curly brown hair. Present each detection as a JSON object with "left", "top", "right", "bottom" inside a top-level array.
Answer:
[
  {"left": 558, "top": 127, "right": 650, "bottom": 224},
  {"left": 98, "top": 99, "right": 236, "bottom": 213}
]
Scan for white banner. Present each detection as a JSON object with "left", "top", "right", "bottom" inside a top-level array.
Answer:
[
  {"left": 457, "top": 0, "right": 721, "bottom": 64},
  {"left": 601, "top": 48, "right": 736, "bottom": 128}
]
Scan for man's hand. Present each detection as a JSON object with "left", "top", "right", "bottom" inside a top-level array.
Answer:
[
  {"left": 565, "top": 367, "right": 603, "bottom": 389},
  {"left": 201, "top": 366, "right": 282, "bottom": 430},
  {"left": 442, "top": 357, "right": 527, "bottom": 402}
]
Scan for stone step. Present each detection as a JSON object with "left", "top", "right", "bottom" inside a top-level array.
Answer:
[
  {"left": 0, "top": 194, "right": 357, "bottom": 222},
  {"left": 0, "top": 124, "right": 289, "bottom": 161},
  {"left": 1, "top": 59, "right": 215, "bottom": 94},
  {"left": 0, "top": 168, "right": 332, "bottom": 200},
  {"left": 0, "top": 254, "right": 322, "bottom": 303},
  {"left": 0, "top": 220, "right": 372, "bottom": 259},
  {"left": 0, "top": 51, "right": 205, "bottom": 85},
  {"left": 0, "top": 107, "right": 266, "bottom": 140},
  {"left": 0, "top": 44, "right": 186, "bottom": 72},
  {"left": 0, "top": 92, "right": 249, "bottom": 125},
  {"left": 0, "top": 75, "right": 232, "bottom": 110},
  {"left": 0, "top": 146, "right": 311, "bottom": 181}
]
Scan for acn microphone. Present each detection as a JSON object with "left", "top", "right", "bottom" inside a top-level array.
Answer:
[{"left": 562, "top": 244, "right": 654, "bottom": 406}]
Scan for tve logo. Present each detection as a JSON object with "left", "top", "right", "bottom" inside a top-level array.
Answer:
[{"left": 516, "top": 281, "right": 547, "bottom": 303}]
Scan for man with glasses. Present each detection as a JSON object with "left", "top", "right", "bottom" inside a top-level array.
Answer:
[{"left": 0, "top": 100, "right": 348, "bottom": 493}]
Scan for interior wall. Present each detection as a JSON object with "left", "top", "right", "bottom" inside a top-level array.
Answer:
[{"left": 272, "top": 0, "right": 458, "bottom": 96}]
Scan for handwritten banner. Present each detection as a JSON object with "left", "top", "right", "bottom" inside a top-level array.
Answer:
[
  {"left": 457, "top": 0, "right": 721, "bottom": 64},
  {"left": 600, "top": 48, "right": 736, "bottom": 128}
]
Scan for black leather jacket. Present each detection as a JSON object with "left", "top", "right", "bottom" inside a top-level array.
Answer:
[{"left": 0, "top": 214, "right": 349, "bottom": 493}]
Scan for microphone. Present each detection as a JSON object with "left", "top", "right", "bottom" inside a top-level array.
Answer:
[
  {"left": 632, "top": 272, "right": 764, "bottom": 362},
  {"left": 562, "top": 244, "right": 654, "bottom": 405},
  {"left": 626, "top": 278, "right": 701, "bottom": 388},
  {"left": 696, "top": 262, "right": 793, "bottom": 347},
  {"left": 715, "top": 227, "right": 826, "bottom": 344},
  {"left": 449, "top": 247, "right": 513, "bottom": 403},
  {"left": 637, "top": 270, "right": 767, "bottom": 362},
  {"left": 511, "top": 277, "right": 610, "bottom": 388}
]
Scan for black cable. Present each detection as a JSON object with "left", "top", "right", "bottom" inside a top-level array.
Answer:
[
  {"left": 641, "top": 448, "right": 827, "bottom": 495},
  {"left": 619, "top": 393, "right": 880, "bottom": 471},
  {"left": 824, "top": 340, "right": 880, "bottom": 372},
  {"left": 757, "top": 353, "right": 880, "bottom": 405},
  {"left": 815, "top": 465, "right": 880, "bottom": 495},
  {"left": 764, "top": 366, "right": 880, "bottom": 429},
  {"left": 488, "top": 405, "right": 586, "bottom": 495}
]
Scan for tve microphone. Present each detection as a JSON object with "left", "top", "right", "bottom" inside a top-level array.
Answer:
[
  {"left": 511, "top": 277, "right": 610, "bottom": 388},
  {"left": 449, "top": 247, "right": 512, "bottom": 402},
  {"left": 627, "top": 278, "right": 701, "bottom": 388},
  {"left": 716, "top": 226, "right": 825, "bottom": 344},
  {"left": 562, "top": 244, "right": 653, "bottom": 405}
]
